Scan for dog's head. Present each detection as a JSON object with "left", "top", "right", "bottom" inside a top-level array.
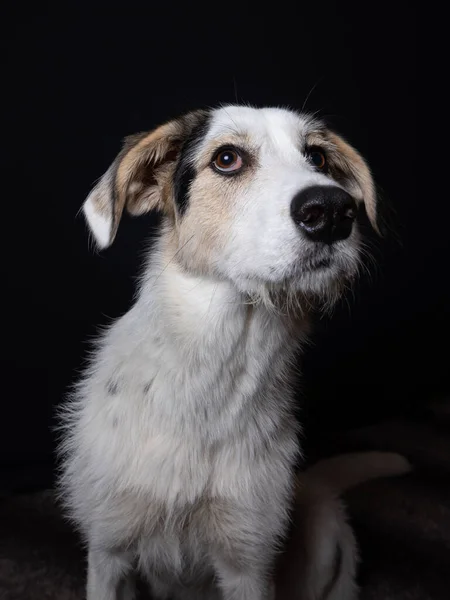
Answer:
[{"left": 83, "top": 106, "right": 378, "bottom": 306}]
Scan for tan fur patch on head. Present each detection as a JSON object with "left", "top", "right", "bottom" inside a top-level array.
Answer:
[
  {"left": 173, "top": 135, "right": 259, "bottom": 274},
  {"left": 111, "top": 118, "right": 192, "bottom": 232}
]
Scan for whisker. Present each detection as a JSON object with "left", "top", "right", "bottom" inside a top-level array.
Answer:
[{"left": 301, "top": 77, "right": 325, "bottom": 114}]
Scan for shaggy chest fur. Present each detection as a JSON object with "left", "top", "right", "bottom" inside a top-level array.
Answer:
[{"left": 62, "top": 241, "right": 306, "bottom": 587}]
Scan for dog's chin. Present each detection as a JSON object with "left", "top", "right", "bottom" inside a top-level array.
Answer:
[
  {"left": 233, "top": 253, "right": 359, "bottom": 316},
  {"left": 293, "top": 268, "right": 350, "bottom": 312}
]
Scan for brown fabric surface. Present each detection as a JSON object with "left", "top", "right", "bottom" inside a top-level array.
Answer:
[{"left": 1, "top": 402, "right": 449, "bottom": 599}]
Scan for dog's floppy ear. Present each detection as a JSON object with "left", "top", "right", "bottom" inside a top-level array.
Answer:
[
  {"left": 82, "top": 110, "right": 208, "bottom": 248},
  {"left": 327, "top": 131, "right": 380, "bottom": 235}
]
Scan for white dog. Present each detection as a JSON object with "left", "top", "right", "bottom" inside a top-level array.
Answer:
[{"left": 58, "top": 105, "right": 410, "bottom": 600}]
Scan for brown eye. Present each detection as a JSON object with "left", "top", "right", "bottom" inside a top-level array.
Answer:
[
  {"left": 213, "top": 148, "right": 243, "bottom": 173},
  {"left": 308, "top": 148, "right": 327, "bottom": 170}
]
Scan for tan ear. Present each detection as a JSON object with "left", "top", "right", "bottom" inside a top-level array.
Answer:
[
  {"left": 327, "top": 131, "right": 380, "bottom": 235},
  {"left": 82, "top": 111, "right": 207, "bottom": 248}
]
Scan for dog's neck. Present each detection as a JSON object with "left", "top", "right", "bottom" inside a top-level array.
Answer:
[
  {"left": 110, "top": 231, "right": 310, "bottom": 441},
  {"left": 127, "top": 247, "right": 299, "bottom": 449},
  {"left": 136, "top": 232, "right": 309, "bottom": 365}
]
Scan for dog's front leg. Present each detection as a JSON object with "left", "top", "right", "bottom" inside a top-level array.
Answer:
[{"left": 86, "top": 547, "right": 136, "bottom": 600}]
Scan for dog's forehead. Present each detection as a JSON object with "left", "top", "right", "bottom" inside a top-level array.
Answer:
[{"left": 205, "top": 106, "right": 312, "bottom": 147}]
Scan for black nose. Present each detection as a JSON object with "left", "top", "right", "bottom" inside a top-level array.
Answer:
[{"left": 290, "top": 185, "right": 357, "bottom": 243}]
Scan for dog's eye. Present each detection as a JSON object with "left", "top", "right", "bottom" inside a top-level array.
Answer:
[
  {"left": 307, "top": 148, "right": 327, "bottom": 170},
  {"left": 212, "top": 149, "right": 243, "bottom": 173}
]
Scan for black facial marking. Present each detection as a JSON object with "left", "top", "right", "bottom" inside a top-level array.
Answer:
[{"left": 173, "top": 113, "right": 211, "bottom": 215}]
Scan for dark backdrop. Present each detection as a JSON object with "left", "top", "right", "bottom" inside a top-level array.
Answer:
[{"left": 3, "top": 3, "right": 441, "bottom": 492}]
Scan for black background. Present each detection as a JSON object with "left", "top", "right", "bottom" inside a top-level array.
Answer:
[{"left": 3, "top": 3, "right": 442, "bottom": 492}]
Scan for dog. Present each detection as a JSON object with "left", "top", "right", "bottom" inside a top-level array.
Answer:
[{"left": 58, "top": 105, "right": 411, "bottom": 600}]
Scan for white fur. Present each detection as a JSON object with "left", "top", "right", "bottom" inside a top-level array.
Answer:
[
  {"left": 61, "top": 233, "right": 302, "bottom": 598},
  {"left": 83, "top": 197, "right": 111, "bottom": 249},
  {"left": 59, "top": 106, "right": 410, "bottom": 600}
]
